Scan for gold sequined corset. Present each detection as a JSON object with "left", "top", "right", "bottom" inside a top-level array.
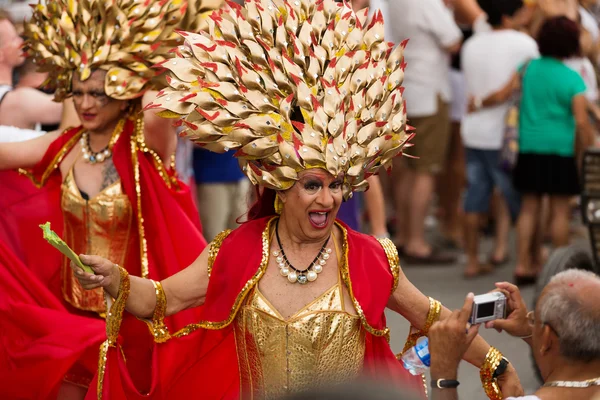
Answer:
[
  {"left": 234, "top": 279, "right": 366, "bottom": 399},
  {"left": 61, "top": 166, "right": 133, "bottom": 314}
]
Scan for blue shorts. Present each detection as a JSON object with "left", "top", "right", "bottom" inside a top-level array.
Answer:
[{"left": 463, "top": 148, "right": 521, "bottom": 221}]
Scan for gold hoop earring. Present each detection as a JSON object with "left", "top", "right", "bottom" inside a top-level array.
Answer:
[{"left": 274, "top": 195, "right": 283, "bottom": 215}]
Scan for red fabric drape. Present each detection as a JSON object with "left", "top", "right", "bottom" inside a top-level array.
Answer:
[
  {"left": 90, "top": 217, "right": 425, "bottom": 399},
  {"left": 0, "top": 122, "right": 206, "bottom": 397}
]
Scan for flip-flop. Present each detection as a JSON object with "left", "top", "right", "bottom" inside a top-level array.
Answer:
[
  {"left": 402, "top": 248, "right": 456, "bottom": 265},
  {"left": 489, "top": 255, "right": 509, "bottom": 267},
  {"left": 513, "top": 274, "right": 537, "bottom": 286},
  {"left": 463, "top": 265, "right": 494, "bottom": 279}
]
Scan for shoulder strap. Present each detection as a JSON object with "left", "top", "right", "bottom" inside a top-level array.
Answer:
[{"left": 0, "top": 85, "right": 12, "bottom": 107}]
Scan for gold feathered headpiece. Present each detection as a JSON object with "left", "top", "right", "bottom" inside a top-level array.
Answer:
[
  {"left": 150, "top": 0, "right": 412, "bottom": 198},
  {"left": 25, "top": 0, "right": 223, "bottom": 101}
]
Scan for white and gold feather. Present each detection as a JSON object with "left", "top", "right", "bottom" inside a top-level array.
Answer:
[
  {"left": 25, "top": 0, "right": 223, "bottom": 101},
  {"left": 150, "top": 0, "right": 412, "bottom": 198}
]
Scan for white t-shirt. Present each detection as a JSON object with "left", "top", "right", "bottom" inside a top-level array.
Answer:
[
  {"left": 386, "top": 0, "right": 462, "bottom": 117},
  {"left": 460, "top": 30, "right": 539, "bottom": 150},
  {"left": 507, "top": 396, "right": 541, "bottom": 400},
  {"left": 0, "top": 125, "right": 45, "bottom": 143},
  {"left": 580, "top": 6, "right": 600, "bottom": 44},
  {"left": 565, "top": 57, "right": 598, "bottom": 102}
]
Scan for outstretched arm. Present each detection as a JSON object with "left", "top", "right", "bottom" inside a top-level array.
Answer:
[
  {"left": 387, "top": 270, "right": 491, "bottom": 367},
  {"left": 75, "top": 246, "right": 210, "bottom": 319},
  {"left": 387, "top": 268, "right": 524, "bottom": 397},
  {"left": 0, "top": 130, "right": 60, "bottom": 170}
]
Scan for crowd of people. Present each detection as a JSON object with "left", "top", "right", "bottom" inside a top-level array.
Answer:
[
  {"left": 0, "top": 0, "right": 598, "bottom": 399},
  {"left": 192, "top": 0, "right": 600, "bottom": 286}
]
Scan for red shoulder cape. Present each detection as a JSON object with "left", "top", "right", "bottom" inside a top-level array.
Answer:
[
  {"left": 91, "top": 217, "right": 426, "bottom": 399},
  {"left": 0, "top": 122, "right": 207, "bottom": 398}
]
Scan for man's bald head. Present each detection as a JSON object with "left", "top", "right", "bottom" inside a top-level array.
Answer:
[{"left": 538, "top": 269, "right": 600, "bottom": 362}]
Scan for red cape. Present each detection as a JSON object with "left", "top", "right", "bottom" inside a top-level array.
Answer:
[
  {"left": 91, "top": 217, "right": 426, "bottom": 399},
  {"left": 0, "top": 121, "right": 207, "bottom": 398}
]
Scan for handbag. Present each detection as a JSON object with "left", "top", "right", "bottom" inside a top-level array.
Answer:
[{"left": 500, "top": 60, "right": 531, "bottom": 172}]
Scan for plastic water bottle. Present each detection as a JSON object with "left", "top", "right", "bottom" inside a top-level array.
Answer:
[{"left": 401, "top": 336, "right": 431, "bottom": 375}]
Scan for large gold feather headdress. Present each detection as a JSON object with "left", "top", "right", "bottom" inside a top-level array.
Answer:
[
  {"left": 150, "top": 0, "right": 412, "bottom": 198},
  {"left": 25, "top": 0, "right": 223, "bottom": 101}
]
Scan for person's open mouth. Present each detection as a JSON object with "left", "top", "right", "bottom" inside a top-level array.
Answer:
[
  {"left": 308, "top": 210, "right": 330, "bottom": 229},
  {"left": 81, "top": 113, "right": 96, "bottom": 121}
]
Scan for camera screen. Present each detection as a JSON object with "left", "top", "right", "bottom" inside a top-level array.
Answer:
[{"left": 476, "top": 302, "right": 495, "bottom": 318}]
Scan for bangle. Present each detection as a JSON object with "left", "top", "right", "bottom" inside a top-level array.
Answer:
[
  {"left": 105, "top": 265, "right": 130, "bottom": 346},
  {"left": 401, "top": 297, "right": 442, "bottom": 355},
  {"left": 474, "top": 96, "right": 483, "bottom": 110},
  {"left": 149, "top": 280, "right": 171, "bottom": 343},
  {"left": 480, "top": 347, "right": 504, "bottom": 400},
  {"left": 432, "top": 379, "right": 460, "bottom": 389}
]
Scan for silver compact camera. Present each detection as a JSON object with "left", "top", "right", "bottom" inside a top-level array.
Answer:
[{"left": 470, "top": 292, "right": 507, "bottom": 324}]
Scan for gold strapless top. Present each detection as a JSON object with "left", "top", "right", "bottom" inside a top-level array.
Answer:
[
  {"left": 234, "top": 277, "right": 366, "bottom": 399},
  {"left": 61, "top": 166, "right": 133, "bottom": 314}
]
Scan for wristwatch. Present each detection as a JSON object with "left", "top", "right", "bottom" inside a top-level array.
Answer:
[
  {"left": 493, "top": 357, "right": 510, "bottom": 379},
  {"left": 432, "top": 379, "right": 460, "bottom": 389}
]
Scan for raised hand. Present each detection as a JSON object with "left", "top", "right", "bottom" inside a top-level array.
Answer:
[
  {"left": 429, "top": 293, "right": 481, "bottom": 377},
  {"left": 486, "top": 282, "right": 532, "bottom": 339}
]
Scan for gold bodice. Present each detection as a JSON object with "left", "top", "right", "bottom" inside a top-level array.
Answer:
[
  {"left": 60, "top": 166, "right": 133, "bottom": 314},
  {"left": 233, "top": 277, "right": 366, "bottom": 399}
]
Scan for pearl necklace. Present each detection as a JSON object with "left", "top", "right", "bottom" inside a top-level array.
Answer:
[
  {"left": 80, "top": 118, "right": 125, "bottom": 164},
  {"left": 273, "top": 220, "right": 332, "bottom": 285},
  {"left": 543, "top": 377, "right": 600, "bottom": 388}
]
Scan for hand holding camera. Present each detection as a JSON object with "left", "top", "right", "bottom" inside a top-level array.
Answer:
[{"left": 485, "top": 282, "right": 532, "bottom": 339}]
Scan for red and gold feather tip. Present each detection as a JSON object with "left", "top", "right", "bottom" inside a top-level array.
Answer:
[
  {"left": 24, "top": 0, "right": 223, "bottom": 101},
  {"left": 150, "top": 0, "right": 413, "bottom": 199}
]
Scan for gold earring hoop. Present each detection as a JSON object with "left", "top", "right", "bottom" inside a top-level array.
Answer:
[{"left": 274, "top": 195, "right": 283, "bottom": 215}]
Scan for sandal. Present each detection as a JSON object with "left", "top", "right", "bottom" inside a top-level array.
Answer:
[
  {"left": 488, "top": 255, "right": 509, "bottom": 267},
  {"left": 464, "top": 264, "right": 494, "bottom": 279},
  {"left": 513, "top": 274, "right": 538, "bottom": 287},
  {"left": 402, "top": 248, "right": 456, "bottom": 265}
]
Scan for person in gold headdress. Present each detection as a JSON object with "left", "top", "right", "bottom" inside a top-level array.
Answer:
[
  {"left": 74, "top": 1, "right": 522, "bottom": 399},
  {"left": 0, "top": 0, "right": 222, "bottom": 398}
]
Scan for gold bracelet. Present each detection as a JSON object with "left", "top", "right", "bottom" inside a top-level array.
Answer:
[
  {"left": 480, "top": 347, "right": 504, "bottom": 400},
  {"left": 106, "top": 265, "right": 130, "bottom": 346},
  {"left": 401, "top": 297, "right": 442, "bottom": 355},
  {"left": 149, "top": 280, "right": 171, "bottom": 343}
]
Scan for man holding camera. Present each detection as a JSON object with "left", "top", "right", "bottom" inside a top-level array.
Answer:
[{"left": 429, "top": 269, "right": 600, "bottom": 399}]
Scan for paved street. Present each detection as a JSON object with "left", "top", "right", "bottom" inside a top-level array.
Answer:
[{"left": 385, "top": 234, "right": 540, "bottom": 399}]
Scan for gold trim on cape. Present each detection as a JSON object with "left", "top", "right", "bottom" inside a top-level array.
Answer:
[
  {"left": 171, "top": 218, "right": 275, "bottom": 337},
  {"left": 97, "top": 266, "right": 130, "bottom": 400},
  {"left": 169, "top": 218, "right": 390, "bottom": 341},
  {"left": 338, "top": 224, "right": 390, "bottom": 341},
  {"left": 131, "top": 116, "right": 150, "bottom": 279},
  {"left": 19, "top": 127, "right": 84, "bottom": 188},
  {"left": 207, "top": 229, "right": 232, "bottom": 278},
  {"left": 376, "top": 237, "right": 400, "bottom": 294}
]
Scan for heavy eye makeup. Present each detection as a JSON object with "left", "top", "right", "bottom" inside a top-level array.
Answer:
[{"left": 302, "top": 178, "right": 343, "bottom": 192}]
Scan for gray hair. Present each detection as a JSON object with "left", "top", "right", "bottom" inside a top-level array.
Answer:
[{"left": 539, "top": 269, "right": 600, "bottom": 362}]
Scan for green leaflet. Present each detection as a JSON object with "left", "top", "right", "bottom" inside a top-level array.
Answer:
[{"left": 40, "top": 222, "right": 95, "bottom": 274}]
